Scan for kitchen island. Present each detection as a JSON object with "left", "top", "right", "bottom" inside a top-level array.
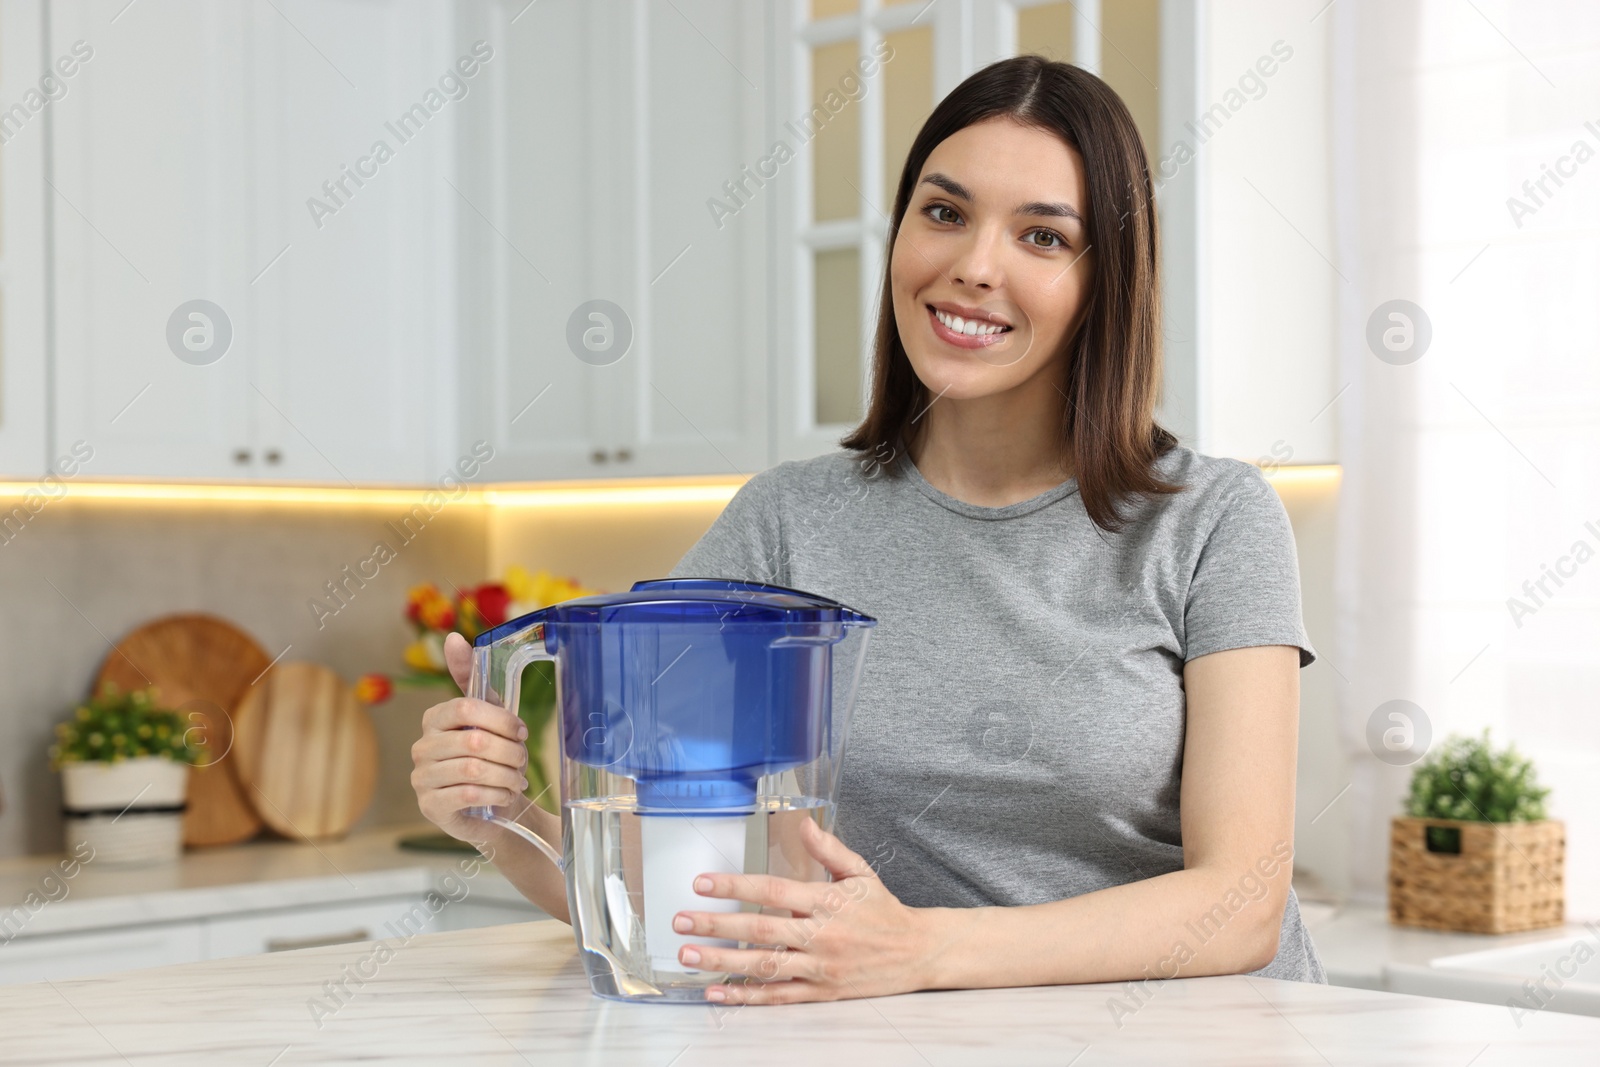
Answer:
[{"left": 2, "top": 919, "right": 1596, "bottom": 1065}]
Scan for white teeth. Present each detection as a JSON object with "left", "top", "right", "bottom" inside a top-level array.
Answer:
[{"left": 933, "top": 308, "right": 1008, "bottom": 336}]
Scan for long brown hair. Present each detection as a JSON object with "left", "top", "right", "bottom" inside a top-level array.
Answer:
[{"left": 841, "top": 54, "right": 1178, "bottom": 532}]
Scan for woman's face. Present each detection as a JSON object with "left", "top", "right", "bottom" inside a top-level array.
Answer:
[{"left": 890, "top": 116, "right": 1093, "bottom": 404}]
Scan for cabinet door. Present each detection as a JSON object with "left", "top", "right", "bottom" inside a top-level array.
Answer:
[
  {"left": 457, "top": 0, "right": 768, "bottom": 481},
  {"left": 0, "top": 0, "right": 49, "bottom": 477},
  {"left": 244, "top": 0, "right": 449, "bottom": 485},
  {"left": 49, "top": 0, "right": 256, "bottom": 479},
  {"left": 608, "top": 0, "right": 769, "bottom": 477},
  {"left": 454, "top": 0, "right": 615, "bottom": 481},
  {"left": 0, "top": 921, "right": 205, "bottom": 986},
  {"left": 49, "top": 0, "right": 447, "bottom": 484}
]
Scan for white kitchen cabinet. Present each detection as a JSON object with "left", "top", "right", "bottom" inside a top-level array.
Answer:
[
  {"left": 432, "top": 897, "right": 547, "bottom": 933},
  {"left": 0, "top": 0, "right": 55, "bottom": 478},
  {"left": 47, "top": 0, "right": 452, "bottom": 484},
  {"left": 455, "top": 0, "right": 769, "bottom": 480},
  {"left": 0, "top": 890, "right": 542, "bottom": 986},
  {"left": 47, "top": 0, "right": 255, "bottom": 481},
  {"left": 607, "top": 0, "right": 769, "bottom": 477},
  {"left": 0, "top": 919, "right": 206, "bottom": 986},
  {"left": 203, "top": 894, "right": 437, "bottom": 961}
]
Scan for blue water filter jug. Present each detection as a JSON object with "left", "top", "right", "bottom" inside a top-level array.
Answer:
[{"left": 466, "top": 579, "right": 875, "bottom": 1001}]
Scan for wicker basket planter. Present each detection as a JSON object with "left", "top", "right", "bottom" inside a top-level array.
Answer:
[{"left": 1388, "top": 816, "right": 1564, "bottom": 934}]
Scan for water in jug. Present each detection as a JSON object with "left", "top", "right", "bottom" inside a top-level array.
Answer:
[{"left": 466, "top": 578, "right": 875, "bottom": 1002}]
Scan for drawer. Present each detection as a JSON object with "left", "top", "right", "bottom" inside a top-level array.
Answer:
[
  {"left": 204, "top": 896, "right": 433, "bottom": 960},
  {"left": 434, "top": 898, "right": 546, "bottom": 933},
  {"left": 0, "top": 922, "right": 205, "bottom": 985}
]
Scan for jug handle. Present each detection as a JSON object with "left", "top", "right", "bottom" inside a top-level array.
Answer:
[{"left": 465, "top": 640, "right": 565, "bottom": 871}]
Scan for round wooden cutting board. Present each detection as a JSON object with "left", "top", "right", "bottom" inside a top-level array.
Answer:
[
  {"left": 232, "top": 663, "right": 378, "bottom": 841},
  {"left": 95, "top": 615, "right": 273, "bottom": 848}
]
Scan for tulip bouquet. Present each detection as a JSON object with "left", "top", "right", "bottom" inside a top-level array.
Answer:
[{"left": 358, "top": 566, "right": 597, "bottom": 811}]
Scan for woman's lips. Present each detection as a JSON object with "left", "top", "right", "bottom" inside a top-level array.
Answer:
[{"left": 926, "top": 304, "right": 1012, "bottom": 349}]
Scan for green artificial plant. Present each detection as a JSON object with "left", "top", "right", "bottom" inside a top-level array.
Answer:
[
  {"left": 48, "top": 684, "right": 206, "bottom": 770},
  {"left": 1405, "top": 728, "right": 1549, "bottom": 826}
]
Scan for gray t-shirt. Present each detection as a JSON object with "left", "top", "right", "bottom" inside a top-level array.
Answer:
[{"left": 667, "top": 443, "right": 1326, "bottom": 984}]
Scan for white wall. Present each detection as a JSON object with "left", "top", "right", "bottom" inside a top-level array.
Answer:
[{"left": 1199, "top": 1, "right": 1338, "bottom": 466}]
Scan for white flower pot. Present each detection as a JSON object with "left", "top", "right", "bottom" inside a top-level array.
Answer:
[{"left": 61, "top": 757, "right": 190, "bottom": 866}]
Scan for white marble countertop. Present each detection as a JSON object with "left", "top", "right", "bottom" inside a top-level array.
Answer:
[
  {"left": 1302, "top": 901, "right": 1600, "bottom": 990},
  {"left": 0, "top": 826, "right": 534, "bottom": 938},
  {"left": 2, "top": 919, "right": 1597, "bottom": 1065}
]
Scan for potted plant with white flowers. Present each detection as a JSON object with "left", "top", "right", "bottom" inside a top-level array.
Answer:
[{"left": 49, "top": 684, "right": 205, "bottom": 864}]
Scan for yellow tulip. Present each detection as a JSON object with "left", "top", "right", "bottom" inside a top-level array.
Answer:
[
  {"left": 504, "top": 564, "right": 536, "bottom": 604},
  {"left": 404, "top": 639, "right": 438, "bottom": 672}
]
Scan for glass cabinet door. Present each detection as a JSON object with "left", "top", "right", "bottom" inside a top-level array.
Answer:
[{"left": 777, "top": 0, "right": 949, "bottom": 461}]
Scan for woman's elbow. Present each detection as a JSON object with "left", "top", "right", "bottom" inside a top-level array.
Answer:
[
  {"left": 1232, "top": 898, "right": 1286, "bottom": 973},
  {"left": 1239, "top": 919, "right": 1281, "bottom": 973}
]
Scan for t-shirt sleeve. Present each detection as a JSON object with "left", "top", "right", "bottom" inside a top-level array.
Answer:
[
  {"left": 667, "top": 469, "right": 788, "bottom": 585},
  {"left": 1182, "top": 462, "right": 1316, "bottom": 668}
]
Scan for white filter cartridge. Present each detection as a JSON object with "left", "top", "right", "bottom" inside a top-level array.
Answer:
[{"left": 641, "top": 814, "right": 747, "bottom": 974}]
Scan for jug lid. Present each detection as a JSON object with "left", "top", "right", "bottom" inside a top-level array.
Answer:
[{"left": 473, "top": 577, "right": 875, "bottom": 647}]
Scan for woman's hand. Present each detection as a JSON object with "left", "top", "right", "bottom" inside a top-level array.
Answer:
[
  {"left": 409, "top": 631, "right": 530, "bottom": 843},
  {"left": 673, "top": 818, "right": 941, "bottom": 1004}
]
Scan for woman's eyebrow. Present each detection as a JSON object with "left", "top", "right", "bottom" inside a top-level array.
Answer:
[{"left": 919, "top": 172, "right": 1084, "bottom": 224}]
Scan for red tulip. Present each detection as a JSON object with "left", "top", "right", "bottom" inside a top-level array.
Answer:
[
  {"left": 355, "top": 674, "right": 394, "bottom": 705},
  {"left": 472, "top": 583, "right": 512, "bottom": 626}
]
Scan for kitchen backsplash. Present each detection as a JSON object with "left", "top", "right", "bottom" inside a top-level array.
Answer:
[
  {"left": 0, "top": 499, "right": 493, "bottom": 858},
  {"left": 0, "top": 492, "right": 733, "bottom": 859}
]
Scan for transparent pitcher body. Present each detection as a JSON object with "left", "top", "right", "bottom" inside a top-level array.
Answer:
[{"left": 467, "top": 580, "right": 875, "bottom": 1003}]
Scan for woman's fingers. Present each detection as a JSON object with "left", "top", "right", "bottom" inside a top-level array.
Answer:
[
  {"left": 704, "top": 979, "right": 816, "bottom": 1006},
  {"left": 689, "top": 871, "right": 834, "bottom": 915},
  {"left": 411, "top": 730, "right": 527, "bottom": 776},
  {"left": 673, "top": 906, "right": 804, "bottom": 948},
  {"left": 444, "top": 631, "right": 473, "bottom": 693},
  {"left": 412, "top": 755, "right": 527, "bottom": 796},
  {"left": 412, "top": 681, "right": 533, "bottom": 840},
  {"left": 798, "top": 818, "right": 878, "bottom": 881},
  {"left": 680, "top": 944, "right": 816, "bottom": 982},
  {"left": 422, "top": 696, "right": 526, "bottom": 741},
  {"left": 419, "top": 783, "right": 525, "bottom": 817}
]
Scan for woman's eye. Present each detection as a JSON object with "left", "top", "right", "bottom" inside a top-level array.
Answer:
[{"left": 919, "top": 204, "right": 1068, "bottom": 249}]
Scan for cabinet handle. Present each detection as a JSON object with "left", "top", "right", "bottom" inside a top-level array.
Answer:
[
  {"left": 590, "top": 449, "right": 609, "bottom": 464},
  {"left": 232, "top": 449, "right": 252, "bottom": 465},
  {"left": 265, "top": 928, "right": 371, "bottom": 952},
  {"left": 614, "top": 448, "right": 632, "bottom": 462},
  {"left": 264, "top": 449, "right": 282, "bottom": 465}
]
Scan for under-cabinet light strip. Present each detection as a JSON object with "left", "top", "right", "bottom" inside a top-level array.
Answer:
[
  {"left": 1260, "top": 464, "right": 1342, "bottom": 490},
  {"left": 0, "top": 466, "right": 1338, "bottom": 507},
  {"left": 0, "top": 478, "right": 748, "bottom": 508}
]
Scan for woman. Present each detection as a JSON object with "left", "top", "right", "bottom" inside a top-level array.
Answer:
[{"left": 411, "top": 55, "right": 1325, "bottom": 1004}]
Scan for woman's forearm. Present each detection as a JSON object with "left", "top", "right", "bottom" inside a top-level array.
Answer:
[
  {"left": 477, "top": 803, "right": 571, "bottom": 924},
  {"left": 918, "top": 865, "right": 1287, "bottom": 990}
]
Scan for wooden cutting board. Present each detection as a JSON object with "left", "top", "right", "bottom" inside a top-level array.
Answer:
[
  {"left": 232, "top": 663, "right": 378, "bottom": 841},
  {"left": 95, "top": 614, "right": 272, "bottom": 848}
]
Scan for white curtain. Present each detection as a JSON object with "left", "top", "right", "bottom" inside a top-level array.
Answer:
[{"left": 1332, "top": 0, "right": 1600, "bottom": 917}]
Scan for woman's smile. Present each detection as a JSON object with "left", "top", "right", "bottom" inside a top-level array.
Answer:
[{"left": 924, "top": 302, "right": 1014, "bottom": 349}]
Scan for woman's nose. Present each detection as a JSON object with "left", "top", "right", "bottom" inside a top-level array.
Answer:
[{"left": 949, "top": 227, "right": 1003, "bottom": 290}]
